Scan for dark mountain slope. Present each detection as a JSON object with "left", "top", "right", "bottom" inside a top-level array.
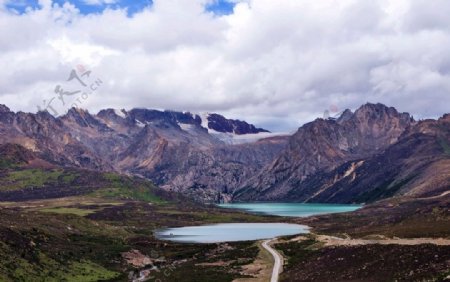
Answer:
[{"left": 235, "top": 103, "right": 415, "bottom": 201}]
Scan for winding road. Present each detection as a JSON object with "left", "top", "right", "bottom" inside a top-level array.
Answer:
[{"left": 261, "top": 239, "right": 283, "bottom": 282}]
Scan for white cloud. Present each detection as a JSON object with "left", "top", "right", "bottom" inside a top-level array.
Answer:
[
  {"left": 0, "top": 0, "right": 449, "bottom": 131},
  {"left": 47, "top": 36, "right": 119, "bottom": 66}
]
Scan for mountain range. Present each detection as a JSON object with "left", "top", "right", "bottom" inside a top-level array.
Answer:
[{"left": 0, "top": 103, "right": 449, "bottom": 205}]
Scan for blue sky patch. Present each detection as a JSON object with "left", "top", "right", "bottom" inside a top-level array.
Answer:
[
  {"left": 52, "top": 0, "right": 153, "bottom": 17},
  {"left": 4, "top": 0, "right": 152, "bottom": 17},
  {"left": 4, "top": 0, "right": 235, "bottom": 17},
  {"left": 5, "top": 0, "right": 40, "bottom": 14},
  {"left": 206, "top": 0, "right": 235, "bottom": 16}
]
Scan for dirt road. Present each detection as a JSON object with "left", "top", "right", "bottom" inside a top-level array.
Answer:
[{"left": 262, "top": 239, "right": 283, "bottom": 282}]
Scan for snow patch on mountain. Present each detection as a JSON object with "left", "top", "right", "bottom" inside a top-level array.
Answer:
[
  {"left": 209, "top": 131, "right": 289, "bottom": 145},
  {"left": 114, "top": 109, "right": 127, "bottom": 119},
  {"left": 178, "top": 122, "right": 196, "bottom": 132},
  {"left": 197, "top": 112, "right": 210, "bottom": 131},
  {"left": 135, "top": 120, "right": 146, "bottom": 128}
]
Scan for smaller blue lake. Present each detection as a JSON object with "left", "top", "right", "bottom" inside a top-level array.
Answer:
[
  {"left": 218, "top": 203, "right": 362, "bottom": 217},
  {"left": 155, "top": 223, "right": 308, "bottom": 243}
]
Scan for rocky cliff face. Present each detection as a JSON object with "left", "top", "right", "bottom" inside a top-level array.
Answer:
[
  {"left": 235, "top": 103, "right": 416, "bottom": 201},
  {"left": 155, "top": 136, "right": 288, "bottom": 202}
]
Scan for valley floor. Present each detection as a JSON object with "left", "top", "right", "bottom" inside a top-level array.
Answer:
[
  {"left": 0, "top": 196, "right": 281, "bottom": 282},
  {"left": 0, "top": 193, "right": 448, "bottom": 281}
]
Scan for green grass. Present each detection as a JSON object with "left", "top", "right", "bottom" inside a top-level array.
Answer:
[
  {"left": 15, "top": 257, "right": 119, "bottom": 282},
  {"left": 92, "top": 186, "right": 164, "bottom": 203},
  {"left": 0, "top": 167, "right": 164, "bottom": 204},
  {"left": 0, "top": 239, "right": 120, "bottom": 282},
  {"left": 39, "top": 207, "right": 96, "bottom": 217},
  {"left": 0, "top": 159, "right": 14, "bottom": 169},
  {"left": 61, "top": 173, "right": 78, "bottom": 184},
  {"left": 102, "top": 172, "right": 122, "bottom": 182},
  {"left": 6, "top": 169, "right": 62, "bottom": 188},
  {"left": 0, "top": 169, "right": 80, "bottom": 191},
  {"left": 89, "top": 173, "right": 165, "bottom": 203},
  {"left": 59, "top": 260, "right": 120, "bottom": 282}
]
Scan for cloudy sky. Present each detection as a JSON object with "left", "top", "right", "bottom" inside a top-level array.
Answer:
[{"left": 1, "top": 0, "right": 449, "bottom": 131}]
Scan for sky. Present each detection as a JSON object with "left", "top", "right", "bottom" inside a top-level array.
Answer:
[{"left": 1, "top": 0, "right": 450, "bottom": 132}]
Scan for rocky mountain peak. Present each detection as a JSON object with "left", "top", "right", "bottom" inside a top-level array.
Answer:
[
  {"left": 64, "top": 108, "right": 93, "bottom": 125},
  {"left": 65, "top": 107, "right": 90, "bottom": 118},
  {"left": 355, "top": 103, "right": 398, "bottom": 119},
  {"left": 62, "top": 108, "right": 112, "bottom": 133},
  {"left": 97, "top": 108, "right": 128, "bottom": 119},
  {"left": 0, "top": 104, "right": 11, "bottom": 113},
  {"left": 205, "top": 113, "right": 270, "bottom": 135},
  {"left": 354, "top": 103, "right": 414, "bottom": 124},
  {"left": 36, "top": 110, "right": 57, "bottom": 120},
  {"left": 127, "top": 109, "right": 210, "bottom": 132},
  {"left": 336, "top": 109, "right": 353, "bottom": 124},
  {"left": 440, "top": 114, "right": 450, "bottom": 123},
  {"left": 0, "top": 105, "right": 15, "bottom": 123}
]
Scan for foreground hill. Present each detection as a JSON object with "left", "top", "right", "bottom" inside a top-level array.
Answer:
[{"left": 0, "top": 143, "right": 183, "bottom": 202}]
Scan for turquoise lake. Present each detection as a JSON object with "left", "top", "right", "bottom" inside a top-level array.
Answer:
[
  {"left": 155, "top": 223, "right": 309, "bottom": 243},
  {"left": 218, "top": 202, "right": 362, "bottom": 217},
  {"left": 155, "top": 203, "right": 361, "bottom": 243}
]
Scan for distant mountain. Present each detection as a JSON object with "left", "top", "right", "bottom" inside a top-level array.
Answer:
[
  {"left": 235, "top": 103, "right": 415, "bottom": 200},
  {"left": 0, "top": 103, "right": 448, "bottom": 204},
  {"left": 97, "top": 108, "right": 269, "bottom": 136},
  {"left": 0, "top": 106, "right": 109, "bottom": 170},
  {"left": 235, "top": 104, "right": 450, "bottom": 204},
  {"left": 0, "top": 105, "right": 283, "bottom": 202}
]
